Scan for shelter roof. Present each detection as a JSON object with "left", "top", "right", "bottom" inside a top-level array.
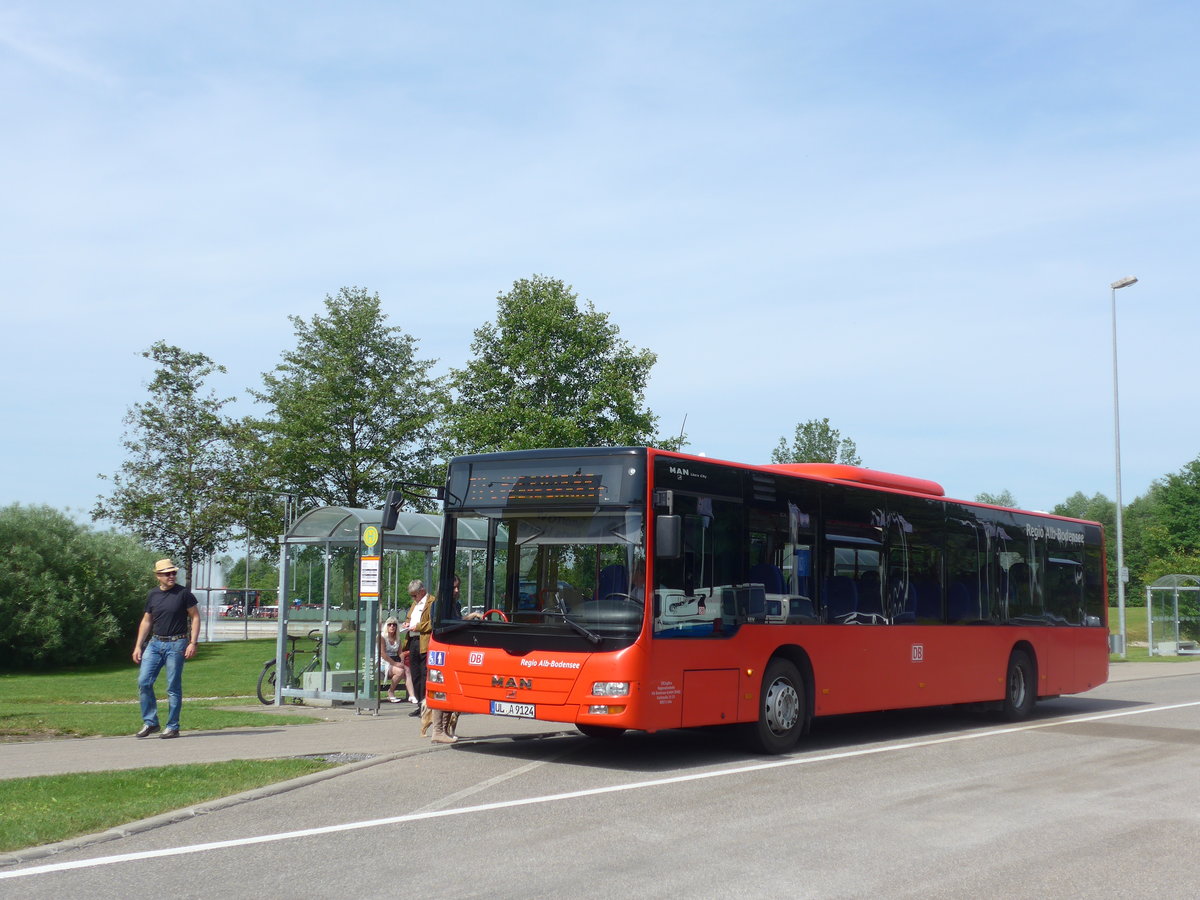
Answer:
[
  {"left": 283, "top": 506, "right": 489, "bottom": 549},
  {"left": 1148, "top": 573, "right": 1200, "bottom": 589}
]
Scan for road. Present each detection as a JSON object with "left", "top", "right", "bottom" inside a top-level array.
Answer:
[{"left": 4, "top": 669, "right": 1199, "bottom": 898}]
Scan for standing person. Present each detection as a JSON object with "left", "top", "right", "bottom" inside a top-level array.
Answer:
[
  {"left": 405, "top": 579, "right": 431, "bottom": 718},
  {"left": 133, "top": 559, "right": 200, "bottom": 739}
]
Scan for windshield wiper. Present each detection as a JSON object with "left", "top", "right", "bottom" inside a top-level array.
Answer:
[{"left": 539, "top": 596, "right": 603, "bottom": 645}]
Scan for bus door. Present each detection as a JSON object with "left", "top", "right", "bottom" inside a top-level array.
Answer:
[{"left": 649, "top": 490, "right": 745, "bottom": 728}]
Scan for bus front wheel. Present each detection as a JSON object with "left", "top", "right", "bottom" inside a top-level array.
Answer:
[{"left": 745, "top": 658, "right": 806, "bottom": 754}]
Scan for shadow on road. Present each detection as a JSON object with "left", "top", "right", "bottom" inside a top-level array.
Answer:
[{"left": 450, "top": 693, "right": 1152, "bottom": 774}]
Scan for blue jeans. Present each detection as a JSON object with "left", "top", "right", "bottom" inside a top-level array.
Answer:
[{"left": 138, "top": 638, "right": 186, "bottom": 730}]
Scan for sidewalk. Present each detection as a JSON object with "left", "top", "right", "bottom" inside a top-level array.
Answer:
[
  {"left": 1105, "top": 657, "right": 1200, "bottom": 682},
  {"left": 0, "top": 701, "right": 567, "bottom": 781}
]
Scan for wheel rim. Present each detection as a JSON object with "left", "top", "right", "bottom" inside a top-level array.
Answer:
[
  {"left": 764, "top": 676, "right": 800, "bottom": 736},
  {"left": 1009, "top": 664, "right": 1027, "bottom": 708}
]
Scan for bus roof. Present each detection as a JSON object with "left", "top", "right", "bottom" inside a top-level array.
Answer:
[{"left": 762, "top": 463, "right": 946, "bottom": 497}]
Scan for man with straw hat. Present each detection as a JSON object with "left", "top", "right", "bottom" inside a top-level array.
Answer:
[{"left": 132, "top": 559, "right": 200, "bottom": 739}]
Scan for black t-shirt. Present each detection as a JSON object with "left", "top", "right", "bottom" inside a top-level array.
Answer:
[{"left": 145, "top": 584, "right": 198, "bottom": 637}]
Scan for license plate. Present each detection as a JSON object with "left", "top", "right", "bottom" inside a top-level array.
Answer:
[{"left": 490, "top": 700, "right": 535, "bottom": 719}]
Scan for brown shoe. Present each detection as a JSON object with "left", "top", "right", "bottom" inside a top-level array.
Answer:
[
  {"left": 160, "top": 728, "right": 180, "bottom": 739},
  {"left": 135, "top": 724, "right": 160, "bottom": 738}
]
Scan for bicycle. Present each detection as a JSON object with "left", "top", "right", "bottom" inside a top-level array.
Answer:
[{"left": 256, "top": 628, "right": 343, "bottom": 704}]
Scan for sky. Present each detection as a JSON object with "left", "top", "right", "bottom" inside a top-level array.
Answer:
[{"left": 3, "top": 0, "right": 1198, "bottom": 525}]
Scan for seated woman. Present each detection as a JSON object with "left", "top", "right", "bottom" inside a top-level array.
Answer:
[{"left": 379, "top": 617, "right": 413, "bottom": 703}]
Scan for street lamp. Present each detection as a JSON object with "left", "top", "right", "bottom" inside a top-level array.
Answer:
[{"left": 1110, "top": 275, "right": 1137, "bottom": 657}]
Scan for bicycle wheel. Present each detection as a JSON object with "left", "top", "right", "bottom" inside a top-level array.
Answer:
[{"left": 256, "top": 660, "right": 279, "bottom": 705}]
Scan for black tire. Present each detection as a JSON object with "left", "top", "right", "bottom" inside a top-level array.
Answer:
[
  {"left": 1001, "top": 649, "right": 1036, "bottom": 720},
  {"left": 256, "top": 660, "right": 278, "bottom": 705},
  {"left": 745, "top": 658, "right": 806, "bottom": 754},
  {"left": 577, "top": 724, "right": 626, "bottom": 739}
]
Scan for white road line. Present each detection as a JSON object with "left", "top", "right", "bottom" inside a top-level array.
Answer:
[
  {"left": 5, "top": 699, "right": 1199, "bottom": 881},
  {"left": 411, "top": 743, "right": 582, "bottom": 815}
]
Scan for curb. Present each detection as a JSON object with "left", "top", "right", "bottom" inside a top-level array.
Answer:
[{"left": 0, "top": 745, "right": 429, "bottom": 869}]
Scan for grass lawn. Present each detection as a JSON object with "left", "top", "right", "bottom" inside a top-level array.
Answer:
[
  {"left": 0, "top": 639, "right": 323, "bottom": 739},
  {"left": 0, "top": 640, "right": 346, "bottom": 854},
  {"left": 0, "top": 759, "right": 334, "bottom": 853}
]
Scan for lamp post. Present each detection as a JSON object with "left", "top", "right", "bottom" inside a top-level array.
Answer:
[{"left": 1110, "top": 275, "right": 1137, "bottom": 658}]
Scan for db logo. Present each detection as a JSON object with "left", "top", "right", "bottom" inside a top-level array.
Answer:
[
  {"left": 468, "top": 651, "right": 485, "bottom": 666},
  {"left": 911, "top": 644, "right": 925, "bottom": 662}
]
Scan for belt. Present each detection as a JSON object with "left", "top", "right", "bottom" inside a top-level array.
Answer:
[{"left": 153, "top": 633, "right": 190, "bottom": 642}]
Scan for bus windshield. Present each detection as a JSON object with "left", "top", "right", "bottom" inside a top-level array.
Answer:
[{"left": 443, "top": 509, "right": 646, "bottom": 639}]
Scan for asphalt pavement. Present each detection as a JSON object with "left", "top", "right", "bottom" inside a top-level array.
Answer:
[{"left": 2, "top": 658, "right": 1197, "bottom": 868}]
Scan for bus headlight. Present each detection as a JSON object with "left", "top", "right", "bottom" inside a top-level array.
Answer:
[
  {"left": 592, "top": 681, "right": 630, "bottom": 697},
  {"left": 588, "top": 705, "right": 627, "bottom": 715},
  {"left": 427, "top": 669, "right": 444, "bottom": 684}
]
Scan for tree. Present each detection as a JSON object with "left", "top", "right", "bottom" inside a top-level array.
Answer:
[
  {"left": 0, "top": 504, "right": 157, "bottom": 668},
  {"left": 248, "top": 287, "right": 444, "bottom": 513},
  {"left": 446, "top": 275, "right": 681, "bottom": 453},
  {"left": 93, "top": 341, "right": 244, "bottom": 583},
  {"left": 1141, "top": 457, "right": 1200, "bottom": 558},
  {"left": 1053, "top": 491, "right": 1115, "bottom": 527},
  {"left": 975, "top": 490, "right": 1018, "bottom": 508},
  {"left": 771, "top": 418, "right": 861, "bottom": 465}
]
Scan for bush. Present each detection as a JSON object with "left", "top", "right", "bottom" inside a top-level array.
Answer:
[{"left": 0, "top": 505, "right": 157, "bottom": 668}]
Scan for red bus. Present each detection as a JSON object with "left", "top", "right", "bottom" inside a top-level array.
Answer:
[{"left": 426, "top": 447, "right": 1108, "bottom": 753}]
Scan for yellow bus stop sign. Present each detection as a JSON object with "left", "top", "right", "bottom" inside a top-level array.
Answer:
[{"left": 363, "top": 526, "right": 379, "bottom": 548}]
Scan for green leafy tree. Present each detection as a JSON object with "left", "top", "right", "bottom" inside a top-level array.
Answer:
[
  {"left": 446, "top": 275, "right": 682, "bottom": 454},
  {"left": 247, "top": 287, "right": 444, "bottom": 514},
  {"left": 221, "top": 555, "right": 281, "bottom": 596},
  {"left": 1121, "top": 488, "right": 1161, "bottom": 600},
  {"left": 1053, "top": 491, "right": 1115, "bottom": 526},
  {"left": 975, "top": 490, "right": 1018, "bottom": 508},
  {"left": 1141, "top": 457, "right": 1200, "bottom": 558},
  {"left": 771, "top": 418, "right": 861, "bottom": 465},
  {"left": 0, "top": 504, "right": 157, "bottom": 668},
  {"left": 93, "top": 341, "right": 244, "bottom": 582}
]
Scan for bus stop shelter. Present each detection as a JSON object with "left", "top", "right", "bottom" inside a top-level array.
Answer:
[
  {"left": 1146, "top": 573, "right": 1200, "bottom": 656},
  {"left": 270, "top": 505, "right": 488, "bottom": 711}
]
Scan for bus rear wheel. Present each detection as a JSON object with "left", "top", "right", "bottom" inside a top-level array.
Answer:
[
  {"left": 745, "top": 658, "right": 806, "bottom": 754},
  {"left": 1001, "top": 649, "right": 1036, "bottom": 720}
]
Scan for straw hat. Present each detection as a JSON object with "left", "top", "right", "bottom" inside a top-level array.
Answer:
[{"left": 154, "top": 559, "right": 179, "bottom": 574}]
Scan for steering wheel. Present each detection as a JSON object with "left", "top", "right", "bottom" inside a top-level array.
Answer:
[{"left": 483, "top": 608, "right": 509, "bottom": 622}]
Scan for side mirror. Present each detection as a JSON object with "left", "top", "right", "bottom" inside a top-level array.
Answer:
[
  {"left": 655, "top": 515, "right": 682, "bottom": 559},
  {"left": 381, "top": 490, "right": 402, "bottom": 530}
]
